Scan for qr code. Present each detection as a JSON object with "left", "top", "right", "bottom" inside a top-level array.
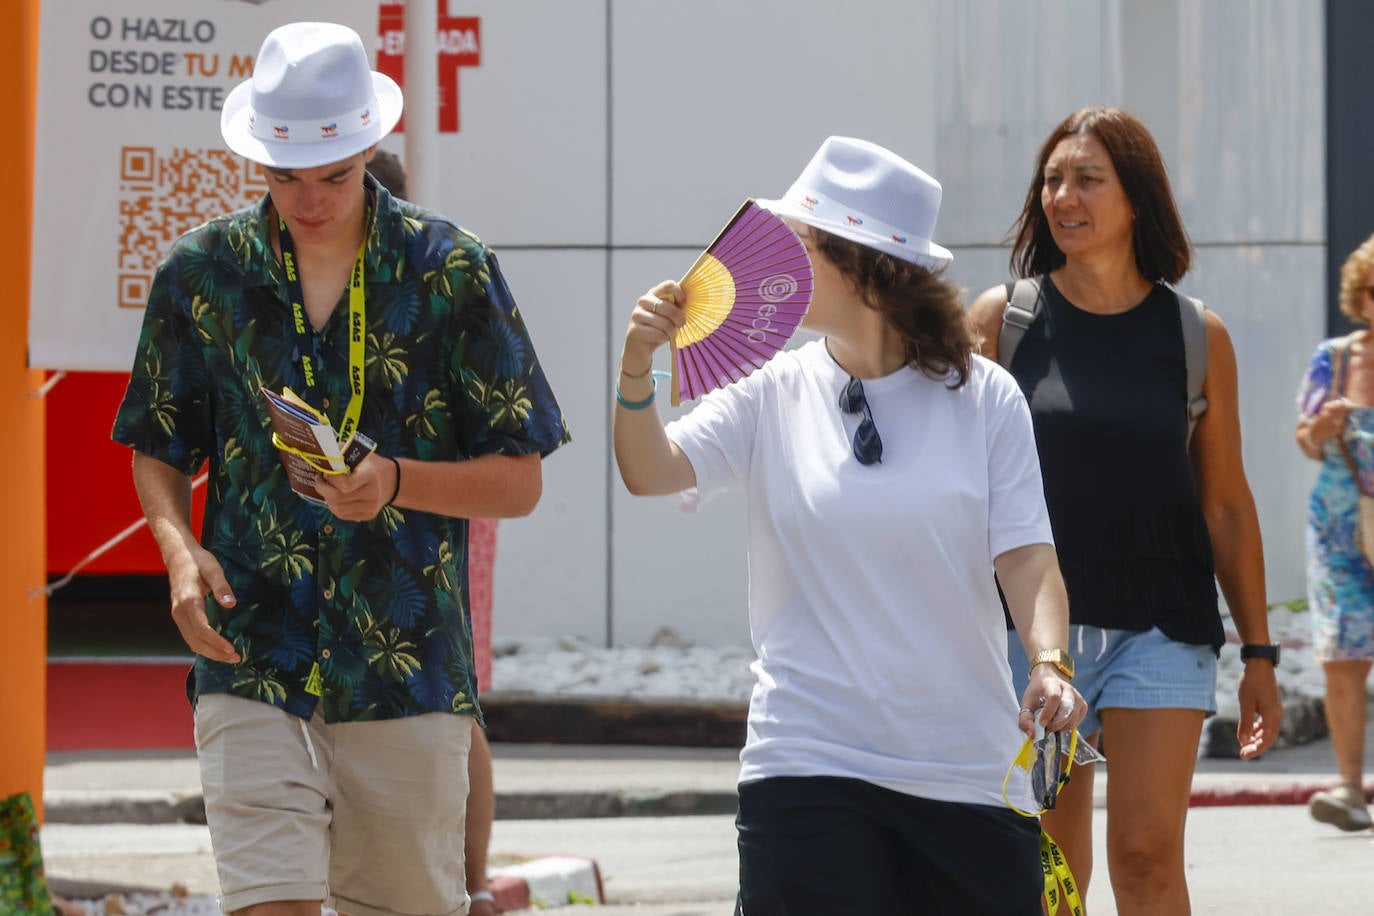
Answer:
[{"left": 117, "top": 146, "right": 267, "bottom": 309}]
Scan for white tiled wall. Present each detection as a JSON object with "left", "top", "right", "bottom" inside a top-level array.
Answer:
[
  {"left": 482, "top": 248, "right": 610, "bottom": 643},
  {"left": 932, "top": 0, "right": 1123, "bottom": 244},
  {"left": 1188, "top": 246, "right": 1324, "bottom": 605},
  {"left": 1125, "top": 1, "right": 1325, "bottom": 604},
  {"left": 417, "top": 0, "right": 609, "bottom": 246},
  {"left": 610, "top": 0, "right": 940, "bottom": 249}
]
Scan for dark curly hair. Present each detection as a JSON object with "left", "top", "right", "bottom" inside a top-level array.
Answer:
[
  {"left": 1011, "top": 106, "right": 1190, "bottom": 284},
  {"left": 814, "top": 229, "right": 973, "bottom": 389}
]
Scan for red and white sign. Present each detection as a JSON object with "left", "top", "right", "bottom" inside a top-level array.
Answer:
[{"left": 377, "top": 2, "right": 482, "bottom": 134}]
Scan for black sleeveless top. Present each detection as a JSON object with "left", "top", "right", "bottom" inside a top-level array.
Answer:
[{"left": 1008, "top": 276, "right": 1221, "bottom": 650}]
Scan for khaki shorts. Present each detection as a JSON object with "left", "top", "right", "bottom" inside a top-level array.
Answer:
[{"left": 195, "top": 693, "right": 472, "bottom": 915}]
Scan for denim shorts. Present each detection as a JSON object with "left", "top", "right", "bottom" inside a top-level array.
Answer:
[{"left": 1006, "top": 625, "right": 1217, "bottom": 737}]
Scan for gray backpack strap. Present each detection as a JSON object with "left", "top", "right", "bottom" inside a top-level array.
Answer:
[
  {"left": 998, "top": 278, "right": 1043, "bottom": 369},
  {"left": 1178, "top": 293, "right": 1208, "bottom": 444}
]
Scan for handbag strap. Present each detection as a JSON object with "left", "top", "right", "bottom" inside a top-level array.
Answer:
[
  {"left": 1330, "top": 336, "right": 1353, "bottom": 401},
  {"left": 1330, "top": 340, "right": 1371, "bottom": 496},
  {"left": 1336, "top": 436, "right": 1370, "bottom": 497}
]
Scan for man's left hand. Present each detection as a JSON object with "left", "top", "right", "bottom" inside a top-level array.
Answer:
[{"left": 315, "top": 452, "right": 398, "bottom": 521}]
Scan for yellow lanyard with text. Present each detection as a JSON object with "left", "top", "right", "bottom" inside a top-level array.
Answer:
[
  {"left": 1039, "top": 830, "right": 1083, "bottom": 916},
  {"left": 1002, "top": 729, "right": 1085, "bottom": 916},
  {"left": 278, "top": 216, "right": 367, "bottom": 445}
]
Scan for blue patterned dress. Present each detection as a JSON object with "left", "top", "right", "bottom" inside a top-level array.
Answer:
[{"left": 1299, "top": 337, "right": 1374, "bottom": 661}]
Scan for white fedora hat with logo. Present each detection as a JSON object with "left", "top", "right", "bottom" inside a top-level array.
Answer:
[
  {"left": 220, "top": 21, "right": 403, "bottom": 169},
  {"left": 758, "top": 136, "right": 953, "bottom": 269}
]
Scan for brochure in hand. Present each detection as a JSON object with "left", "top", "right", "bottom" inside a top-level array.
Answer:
[{"left": 262, "top": 387, "right": 377, "bottom": 505}]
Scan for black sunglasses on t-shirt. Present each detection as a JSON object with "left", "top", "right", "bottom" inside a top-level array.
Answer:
[
  {"left": 838, "top": 376, "right": 883, "bottom": 466},
  {"left": 1031, "top": 728, "right": 1072, "bottom": 811}
]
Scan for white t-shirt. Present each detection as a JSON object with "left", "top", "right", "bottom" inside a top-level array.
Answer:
[{"left": 665, "top": 339, "right": 1053, "bottom": 807}]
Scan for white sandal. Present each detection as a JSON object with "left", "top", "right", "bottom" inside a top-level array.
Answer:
[{"left": 1309, "top": 783, "right": 1372, "bottom": 831}]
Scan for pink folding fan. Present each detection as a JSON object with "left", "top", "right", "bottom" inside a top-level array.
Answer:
[{"left": 670, "top": 200, "right": 814, "bottom": 405}]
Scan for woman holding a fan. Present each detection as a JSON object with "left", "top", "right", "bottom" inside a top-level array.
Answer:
[{"left": 613, "top": 136, "right": 1086, "bottom": 914}]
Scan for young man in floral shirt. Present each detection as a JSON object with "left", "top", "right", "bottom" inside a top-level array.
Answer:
[{"left": 113, "top": 22, "right": 567, "bottom": 915}]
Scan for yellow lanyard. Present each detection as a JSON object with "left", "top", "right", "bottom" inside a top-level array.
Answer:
[
  {"left": 1002, "top": 729, "right": 1085, "bottom": 916},
  {"left": 278, "top": 216, "right": 367, "bottom": 446},
  {"left": 1040, "top": 830, "right": 1084, "bottom": 916}
]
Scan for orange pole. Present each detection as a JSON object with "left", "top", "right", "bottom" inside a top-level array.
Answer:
[{"left": 0, "top": 0, "right": 47, "bottom": 817}]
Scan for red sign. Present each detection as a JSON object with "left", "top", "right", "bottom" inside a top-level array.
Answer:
[{"left": 377, "top": 5, "right": 482, "bottom": 134}]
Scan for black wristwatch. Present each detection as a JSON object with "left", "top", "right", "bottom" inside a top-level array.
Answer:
[{"left": 1240, "top": 643, "right": 1281, "bottom": 666}]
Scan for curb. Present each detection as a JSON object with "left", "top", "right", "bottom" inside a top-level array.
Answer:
[
  {"left": 52, "top": 779, "right": 1367, "bottom": 826},
  {"left": 42, "top": 694, "right": 1353, "bottom": 826},
  {"left": 488, "top": 855, "right": 605, "bottom": 911},
  {"left": 482, "top": 693, "right": 747, "bottom": 747},
  {"left": 496, "top": 789, "right": 738, "bottom": 820},
  {"left": 43, "top": 788, "right": 742, "bottom": 825},
  {"left": 44, "top": 791, "right": 207, "bottom": 825},
  {"left": 1190, "top": 780, "right": 1374, "bottom": 809}
]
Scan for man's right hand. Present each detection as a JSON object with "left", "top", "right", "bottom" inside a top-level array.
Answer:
[{"left": 168, "top": 546, "right": 240, "bottom": 663}]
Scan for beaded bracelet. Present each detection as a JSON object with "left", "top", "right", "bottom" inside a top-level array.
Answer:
[{"left": 615, "top": 376, "right": 657, "bottom": 410}]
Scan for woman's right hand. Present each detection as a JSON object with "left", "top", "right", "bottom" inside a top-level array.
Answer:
[
  {"left": 621, "top": 280, "right": 685, "bottom": 375},
  {"left": 614, "top": 279, "right": 698, "bottom": 497},
  {"left": 1302, "top": 397, "right": 1351, "bottom": 451}
]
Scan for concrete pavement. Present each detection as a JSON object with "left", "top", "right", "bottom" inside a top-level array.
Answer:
[
  {"left": 43, "top": 709, "right": 1374, "bottom": 826},
  {"left": 42, "top": 808, "right": 1374, "bottom": 915},
  {"left": 42, "top": 743, "right": 746, "bottom": 825}
]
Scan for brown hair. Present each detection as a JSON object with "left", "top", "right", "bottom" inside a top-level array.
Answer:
[
  {"left": 1339, "top": 232, "right": 1374, "bottom": 324},
  {"left": 1011, "top": 106, "right": 1190, "bottom": 284},
  {"left": 367, "top": 149, "right": 408, "bottom": 199},
  {"left": 814, "top": 229, "right": 973, "bottom": 388}
]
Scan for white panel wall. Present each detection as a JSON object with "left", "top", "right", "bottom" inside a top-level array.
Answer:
[
  {"left": 485, "top": 249, "right": 609, "bottom": 644},
  {"left": 1187, "top": 246, "right": 1323, "bottom": 606},
  {"left": 397, "top": 1, "right": 1328, "bottom": 647},
  {"left": 932, "top": 0, "right": 1123, "bottom": 245},
  {"left": 420, "top": 0, "right": 608, "bottom": 246},
  {"left": 1121, "top": 1, "right": 1325, "bottom": 604},
  {"left": 611, "top": 1, "right": 940, "bottom": 248}
]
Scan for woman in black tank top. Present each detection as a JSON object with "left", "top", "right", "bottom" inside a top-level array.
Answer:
[{"left": 969, "top": 107, "right": 1282, "bottom": 914}]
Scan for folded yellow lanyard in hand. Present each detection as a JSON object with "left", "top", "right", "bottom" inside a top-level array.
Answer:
[
  {"left": 1002, "top": 726, "right": 1085, "bottom": 916},
  {"left": 270, "top": 434, "right": 355, "bottom": 475}
]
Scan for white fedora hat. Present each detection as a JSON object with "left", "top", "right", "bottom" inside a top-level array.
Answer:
[
  {"left": 758, "top": 136, "right": 952, "bottom": 269},
  {"left": 220, "top": 22, "right": 403, "bottom": 169}
]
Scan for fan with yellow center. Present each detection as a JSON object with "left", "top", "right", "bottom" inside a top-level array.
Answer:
[{"left": 670, "top": 200, "right": 813, "bottom": 405}]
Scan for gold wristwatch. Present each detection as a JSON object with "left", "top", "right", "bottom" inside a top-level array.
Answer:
[{"left": 1029, "top": 648, "right": 1075, "bottom": 680}]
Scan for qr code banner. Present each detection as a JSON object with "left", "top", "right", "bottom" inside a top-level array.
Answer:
[{"left": 117, "top": 147, "right": 266, "bottom": 309}]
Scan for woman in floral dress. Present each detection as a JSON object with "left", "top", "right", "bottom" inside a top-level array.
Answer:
[{"left": 1296, "top": 231, "right": 1374, "bottom": 832}]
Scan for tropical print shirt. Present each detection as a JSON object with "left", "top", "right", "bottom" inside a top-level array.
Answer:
[{"left": 113, "top": 177, "right": 569, "bottom": 723}]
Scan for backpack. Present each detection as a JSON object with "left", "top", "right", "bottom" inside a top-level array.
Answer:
[{"left": 996, "top": 277, "right": 1209, "bottom": 443}]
